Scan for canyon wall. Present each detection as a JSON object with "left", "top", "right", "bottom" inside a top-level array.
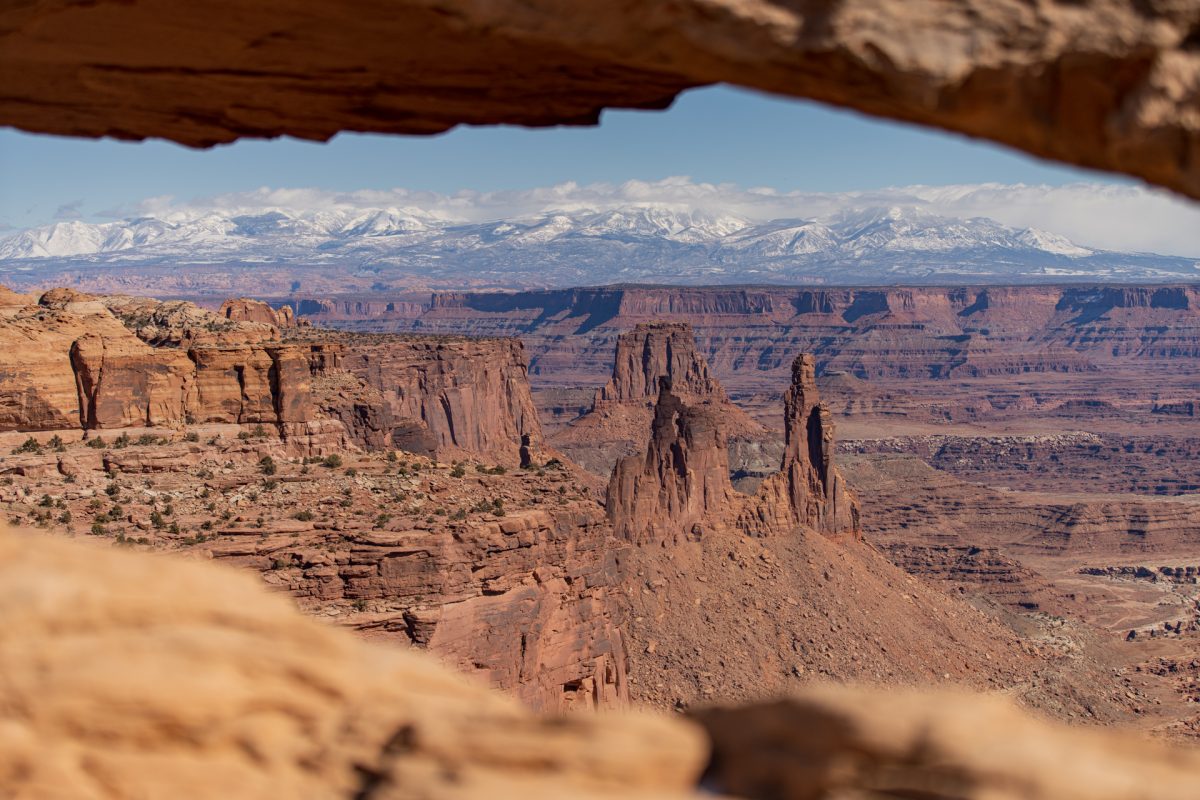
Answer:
[
  {"left": 0, "top": 288, "right": 305, "bottom": 432},
  {"left": 220, "top": 499, "right": 628, "bottom": 712},
  {"left": 307, "top": 284, "right": 1200, "bottom": 385},
  {"left": 0, "top": 287, "right": 543, "bottom": 466},
  {"left": 309, "top": 332, "right": 544, "bottom": 465}
]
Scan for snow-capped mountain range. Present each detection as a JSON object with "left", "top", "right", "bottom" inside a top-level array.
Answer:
[{"left": 2, "top": 201, "right": 1196, "bottom": 287}]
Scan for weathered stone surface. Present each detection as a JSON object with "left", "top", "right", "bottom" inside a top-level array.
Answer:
[
  {"left": 220, "top": 297, "right": 295, "bottom": 329},
  {"left": 1, "top": 2, "right": 1199, "bottom": 197},
  {"left": 740, "top": 355, "right": 860, "bottom": 539},
  {"left": 697, "top": 686, "right": 1200, "bottom": 800},
  {"left": 606, "top": 349, "right": 858, "bottom": 542},
  {"left": 555, "top": 322, "right": 769, "bottom": 477},
  {"left": 0, "top": 522, "right": 706, "bottom": 800},
  {"left": 314, "top": 332, "right": 546, "bottom": 465},
  {"left": 607, "top": 380, "right": 737, "bottom": 544},
  {"left": 70, "top": 333, "right": 195, "bottom": 429}
]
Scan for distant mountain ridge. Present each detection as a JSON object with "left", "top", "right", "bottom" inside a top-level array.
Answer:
[{"left": 2, "top": 202, "right": 1196, "bottom": 286}]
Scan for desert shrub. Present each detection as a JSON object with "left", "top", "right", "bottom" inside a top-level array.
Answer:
[
  {"left": 48, "top": 434, "right": 65, "bottom": 452},
  {"left": 449, "top": 464, "right": 466, "bottom": 478},
  {"left": 259, "top": 455, "right": 277, "bottom": 476},
  {"left": 12, "top": 437, "right": 41, "bottom": 455},
  {"left": 293, "top": 510, "right": 315, "bottom": 522},
  {"left": 85, "top": 436, "right": 106, "bottom": 449},
  {"left": 322, "top": 454, "right": 343, "bottom": 469}
]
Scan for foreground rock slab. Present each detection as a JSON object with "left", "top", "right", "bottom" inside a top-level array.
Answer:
[
  {"left": 0, "top": 523, "right": 703, "bottom": 800},
  {"left": 3, "top": 523, "right": 1200, "bottom": 799},
  {"left": 2, "top": 1, "right": 1198, "bottom": 197},
  {"left": 698, "top": 687, "right": 1200, "bottom": 800}
]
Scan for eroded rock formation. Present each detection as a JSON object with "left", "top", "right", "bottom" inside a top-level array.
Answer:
[
  {"left": 307, "top": 332, "right": 545, "bottom": 465},
  {"left": 741, "top": 355, "right": 860, "bottom": 539},
  {"left": 0, "top": 287, "right": 544, "bottom": 465},
  {"left": 554, "top": 322, "right": 769, "bottom": 477},
  {"left": 608, "top": 351, "right": 858, "bottom": 542},
  {"left": 0, "top": 289, "right": 308, "bottom": 432},
  {"left": 220, "top": 297, "right": 296, "bottom": 329},
  {"left": 3, "top": 2, "right": 1199, "bottom": 199},
  {"left": 606, "top": 380, "right": 737, "bottom": 544}
]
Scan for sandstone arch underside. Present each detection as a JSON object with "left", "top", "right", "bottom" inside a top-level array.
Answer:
[{"left": 1, "top": 0, "right": 1198, "bottom": 199}]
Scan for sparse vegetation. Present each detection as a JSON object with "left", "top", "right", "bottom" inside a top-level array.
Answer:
[
  {"left": 12, "top": 437, "right": 41, "bottom": 455},
  {"left": 321, "top": 454, "right": 343, "bottom": 469}
]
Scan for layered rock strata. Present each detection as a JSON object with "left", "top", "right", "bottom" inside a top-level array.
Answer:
[
  {"left": 607, "top": 353, "right": 859, "bottom": 543},
  {"left": 553, "top": 322, "right": 771, "bottom": 477},
  {"left": 219, "top": 296, "right": 296, "bottom": 328},
  {"left": 337, "top": 284, "right": 1200, "bottom": 383},
  {"left": 306, "top": 331, "right": 544, "bottom": 465},
  {"left": 0, "top": 287, "right": 544, "bottom": 466}
]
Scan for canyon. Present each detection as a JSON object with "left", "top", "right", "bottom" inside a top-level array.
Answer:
[{"left": 4, "top": 279, "right": 1200, "bottom": 756}]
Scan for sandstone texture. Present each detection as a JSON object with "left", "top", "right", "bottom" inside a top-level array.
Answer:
[
  {"left": 697, "top": 687, "right": 1200, "bottom": 800},
  {"left": 220, "top": 297, "right": 296, "bottom": 329},
  {"left": 554, "top": 322, "right": 768, "bottom": 477},
  {"left": 0, "top": 287, "right": 544, "bottom": 466},
  {"left": 608, "top": 351, "right": 858, "bottom": 543},
  {"left": 606, "top": 380, "right": 738, "bottom": 545},
  {"left": 3, "top": 2, "right": 1200, "bottom": 198},
  {"left": 0, "top": 523, "right": 703, "bottom": 800},
  {"left": 304, "top": 330, "right": 545, "bottom": 465},
  {"left": 8, "top": 523, "right": 1200, "bottom": 799}
]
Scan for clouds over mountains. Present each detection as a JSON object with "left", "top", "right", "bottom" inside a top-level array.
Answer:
[
  {"left": 110, "top": 179, "right": 1200, "bottom": 257},
  {"left": 1, "top": 179, "right": 1197, "bottom": 288}
]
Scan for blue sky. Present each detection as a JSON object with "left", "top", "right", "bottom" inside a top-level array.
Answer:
[{"left": 0, "top": 85, "right": 1115, "bottom": 231}]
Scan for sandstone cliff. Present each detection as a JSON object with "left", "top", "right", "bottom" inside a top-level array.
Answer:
[
  {"left": 311, "top": 331, "right": 545, "bottom": 465},
  {"left": 0, "top": 288, "right": 311, "bottom": 432},
  {"left": 357, "top": 284, "right": 1200, "bottom": 382},
  {"left": 220, "top": 296, "right": 296, "bottom": 329},
  {"left": 606, "top": 380, "right": 737, "bottom": 545},
  {"left": 0, "top": 287, "right": 547, "bottom": 467},
  {"left": 554, "top": 322, "right": 770, "bottom": 477}
]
